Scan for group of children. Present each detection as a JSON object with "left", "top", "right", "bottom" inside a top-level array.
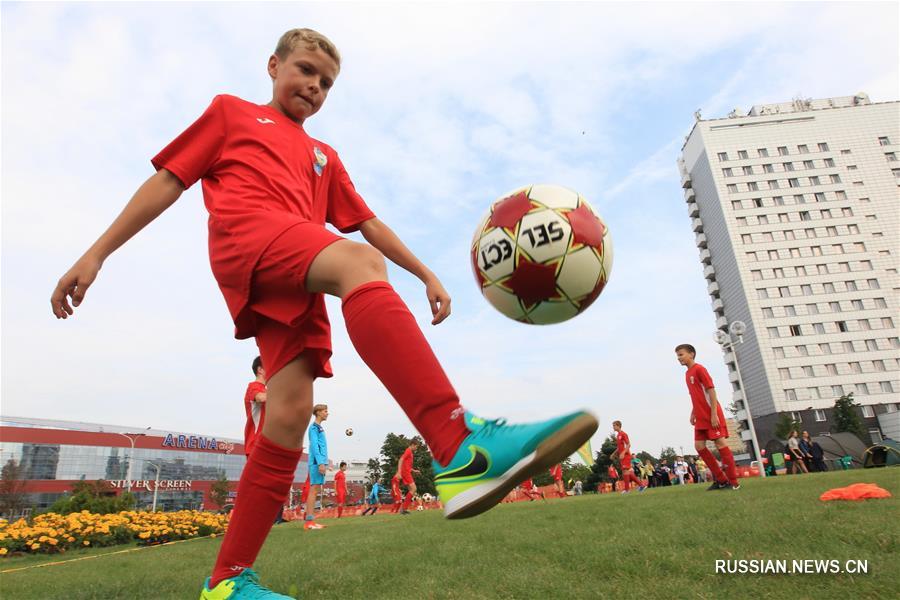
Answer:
[{"left": 49, "top": 24, "right": 735, "bottom": 600}]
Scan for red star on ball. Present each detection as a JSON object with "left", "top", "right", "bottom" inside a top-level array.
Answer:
[
  {"left": 566, "top": 204, "right": 605, "bottom": 248},
  {"left": 577, "top": 276, "right": 607, "bottom": 312},
  {"left": 505, "top": 257, "right": 560, "bottom": 307},
  {"left": 489, "top": 191, "right": 533, "bottom": 229}
]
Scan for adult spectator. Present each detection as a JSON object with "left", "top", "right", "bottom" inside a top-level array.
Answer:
[
  {"left": 787, "top": 430, "right": 809, "bottom": 474},
  {"left": 809, "top": 437, "right": 829, "bottom": 472},
  {"left": 673, "top": 456, "right": 688, "bottom": 485},
  {"left": 687, "top": 457, "right": 700, "bottom": 484},
  {"left": 799, "top": 431, "right": 815, "bottom": 472}
]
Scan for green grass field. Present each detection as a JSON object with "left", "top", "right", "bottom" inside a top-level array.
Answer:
[{"left": 2, "top": 469, "right": 897, "bottom": 599}]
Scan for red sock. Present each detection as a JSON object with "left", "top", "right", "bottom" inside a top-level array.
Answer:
[
  {"left": 718, "top": 447, "right": 739, "bottom": 485},
  {"left": 210, "top": 435, "right": 300, "bottom": 587},
  {"left": 342, "top": 282, "right": 468, "bottom": 465},
  {"left": 401, "top": 491, "right": 413, "bottom": 511},
  {"left": 698, "top": 448, "right": 727, "bottom": 483},
  {"left": 337, "top": 505, "right": 343, "bottom": 518}
]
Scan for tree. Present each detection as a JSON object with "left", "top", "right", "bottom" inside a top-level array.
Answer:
[
  {"left": 48, "top": 480, "right": 135, "bottom": 515},
  {"left": 0, "top": 459, "right": 28, "bottom": 518},
  {"left": 774, "top": 413, "right": 802, "bottom": 440},
  {"left": 658, "top": 446, "right": 677, "bottom": 463},
  {"left": 832, "top": 393, "right": 866, "bottom": 440},
  {"left": 365, "top": 458, "right": 381, "bottom": 485},
  {"left": 583, "top": 435, "right": 617, "bottom": 492},
  {"left": 376, "top": 433, "right": 435, "bottom": 495},
  {"left": 208, "top": 472, "right": 230, "bottom": 510}
]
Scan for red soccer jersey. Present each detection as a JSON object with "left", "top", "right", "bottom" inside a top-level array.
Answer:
[
  {"left": 391, "top": 475, "right": 401, "bottom": 499},
  {"left": 334, "top": 470, "right": 346, "bottom": 496},
  {"left": 607, "top": 465, "right": 618, "bottom": 479},
  {"left": 550, "top": 464, "right": 563, "bottom": 481},
  {"left": 151, "top": 95, "right": 375, "bottom": 339},
  {"left": 685, "top": 363, "right": 725, "bottom": 429},
  {"left": 243, "top": 381, "right": 267, "bottom": 455},
  {"left": 400, "top": 447, "right": 414, "bottom": 476},
  {"left": 520, "top": 478, "right": 534, "bottom": 489},
  {"left": 616, "top": 430, "right": 630, "bottom": 456}
]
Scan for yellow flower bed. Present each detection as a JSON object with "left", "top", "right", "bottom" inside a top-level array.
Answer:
[{"left": 0, "top": 510, "right": 229, "bottom": 556}]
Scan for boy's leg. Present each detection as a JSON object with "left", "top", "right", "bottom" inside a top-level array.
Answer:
[
  {"left": 208, "top": 356, "right": 313, "bottom": 588},
  {"left": 305, "top": 484, "right": 319, "bottom": 520},
  {"left": 713, "top": 438, "right": 739, "bottom": 486},
  {"left": 695, "top": 440, "right": 727, "bottom": 485}
]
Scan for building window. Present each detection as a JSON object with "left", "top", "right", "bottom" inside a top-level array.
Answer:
[
  {"left": 779, "top": 286, "right": 790, "bottom": 298},
  {"left": 874, "top": 298, "right": 887, "bottom": 308},
  {"left": 812, "top": 246, "right": 823, "bottom": 256},
  {"left": 829, "top": 301, "right": 840, "bottom": 312},
  {"left": 824, "top": 158, "right": 835, "bottom": 167},
  {"left": 789, "top": 325, "right": 802, "bottom": 336},
  {"left": 795, "top": 194, "right": 806, "bottom": 204},
  {"left": 814, "top": 323, "right": 826, "bottom": 334},
  {"left": 798, "top": 144, "right": 809, "bottom": 154},
  {"left": 802, "top": 366, "right": 814, "bottom": 377},
  {"left": 748, "top": 182, "right": 759, "bottom": 191},
  {"left": 861, "top": 404, "right": 874, "bottom": 418},
  {"left": 778, "top": 146, "right": 789, "bottom": 156},
  {"left": 742, "top": 234, "right": 752, "bottom": 244},
  {"left": 809, "top": 176, "right": 821, "bottom": 185},
  {"left": 763, "top": 163, "right": 774, "bottom": 173},
  {"left": 737, "top": 150, "right": 749, "bottom": 159},
  {"left": 866, "top": 279, "right": 879, "bottom": 289},
  {"left": 836, "top": 190, "right": 847, "bottom": 200},
  {"left": 885, "top": 403, "right": 897, "bottom": 413},
  {"left": 779, "top": 368, "right": 791, "bottom": 379},
  {"left": 849, "top": 362, "right": 862, "bottom": 374},
  {"left": 759, "top": 289, "right": 769, "bottom": 299},
  {"left": 774, "top": 347, "right": 785, "bottom": 358},
  {"left": 878, "top": 136, "right": 890, "bottom": 146},
  {"left": 819, "top": 343, "right": 831, "bottom": 355},
  {"left": 718, "top": 152, "right": 729, "bottom": 161},
  {"left": 842, "top": 341, "right": 855, "bottom": 353},
  {"left": 774, "top": 195, "right": 785, "bottom": 206},
  {"left": 818, "top": 142, "right": 829, "bottom": 152},
  {"left": 801, "top": 284, "right": 812, "bottom": 296},
  {"left": 883, "top": 317, "right": 894, "bottom": 328},
  {"left": 880, "top": 381, "right": 895, "bottom": 393},
  {"left": 769, "top": 180, "right": 780, "bottom": 189},
  {"left": 758, "top": 148, "right": 769, "bottom": 157},
  {"left": 762, "top": 307, "right": 774, "bottom": 317},
  {"left": 723, "top": 167, "right": 734, "bottom": 177},
  {"left": 789, "top": 178, "right": 800, "bottom": 188},
  {"left": 841, "top": 149, "right": 851, "bottom": 155},
  {"left": 797, "top": 345, "right": 809, "bottom": 356},
  {"left": 803, "top": 160, "right": 815, "bottom": 169},
  {"left": 727, "top": 184, "right": 738, "bottom": 193},
  {"left": 785, "top": 305, "right": 797, "bottom": 316},
  {"left": 826, "top": 364, "right": 838, "bottom": 376},
  {"left": 753, "top": 198, "right": 763, "bottom": 207},
  {"left": 732, "top": 200, "right": 743, "bottom": 210},
  {"left": 886, "top": 152, "right": 897, "bottom": 162},
  {"left": 869, "top": 429, "right": 883, "bottom": 443},
  {"left": 847, "top": 165, "right": 858, "bottom": 171},
  {"left": 815, "top": 192, "right": 826, "bottom": 202},
  {"left": 743, "top": 166, "right": 753, "bottom": 175},
  {"left": 799, "top": 211, "right": 811, "bottom": 221},
  {"left": 831, "top": 385, "right": 844, "bottom": 397},
  {"left": 873, "top": 360, "right": 886, "bottom": 372},
  {"left": 759, "top": 215, "right": 769, "bottom": 225},
  {"left": 785, "top": 389, "right": 798, "bottom": 401},
  {"left": 807, "top": 303, "right": 819, "bottom": 315},
  {"left": 808, "top": 387, "right": 820, "bottom": 399},
  {"left": 768, "top": 326, "right": 779, "bottom": 338},
  {"left": 823, "top": 282, "right": 834, "bottom": 293},
  {"left": 845, "top": 280, "right": 858, "bottom": 291},
  {"left": 791, "top": 411, "right": 802, "bottom": 422},
  {"left": 830, "top": 174, "right": 842, "bottom": 183},
  {"left": 814, "top": 409, "right": 827, "bottom": 422},
  {"left": 866, "top": 339, "right": 878, "bottom": 351},
  {"left": 836, "top": 321, "right": 848, "bottom": 333}
]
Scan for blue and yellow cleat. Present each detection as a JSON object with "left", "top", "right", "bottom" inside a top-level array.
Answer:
[
  {"left": 434, "top": 410, "right": 598, "bottom": 519},
  {"left": 200, "top": 568, "right": 294, "bottom": 599}
]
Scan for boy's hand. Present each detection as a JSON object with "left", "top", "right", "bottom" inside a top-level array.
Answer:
[
  {"left": 51, "top": 255, "right": 102, "bottom": 319},
  {"left": 425, "top": 276, "right": 451, "bottom": 325}
]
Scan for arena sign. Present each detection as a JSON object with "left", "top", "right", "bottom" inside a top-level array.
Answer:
[
  {"left": 161, "top": 433, "right": 235, "bottom": 454},
  {"left": 108, "top": 479, "right": 193, "bottom": 490}
]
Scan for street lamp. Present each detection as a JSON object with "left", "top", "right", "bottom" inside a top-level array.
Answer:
[
  {"left": 116, "top": 427, "right": 151, "bottom": 493},
  {"left": 147, "top": 462, "right": 162, "bottom": 512},
  {"left": 715, "top": 321, "right": 765, "bottom": 478}
]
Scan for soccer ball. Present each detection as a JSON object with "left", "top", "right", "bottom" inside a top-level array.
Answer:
[
  {"left": 422, "top": 493, "right": 434, "bottom": 502},
  {"left": 345, "top": 428, "right": 353, "bottom": 437},
  {"left": 471, "top": 184, "right": 613, "bottom": 324},
  {"left": 416, "top": 505, "right": 424, "bottom": 511}
]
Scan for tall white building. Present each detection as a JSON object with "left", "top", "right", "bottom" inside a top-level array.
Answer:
[{"left": 678, "top": 94, "right": 900, "bottom": 453}]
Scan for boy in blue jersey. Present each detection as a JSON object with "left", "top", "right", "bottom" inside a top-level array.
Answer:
[
  {"left": 362, "top": 481, "right": 383, "bottom": 516},
  {"left": 304, "top": 404, "right": 329, "bottom": 530}
]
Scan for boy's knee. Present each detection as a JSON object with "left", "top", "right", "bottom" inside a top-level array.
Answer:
[{"left": 352, "top": 244, "right": 386, "bottom": 279}]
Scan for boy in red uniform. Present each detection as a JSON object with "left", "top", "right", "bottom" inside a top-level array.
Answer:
[
  {"left": 675, "top": 344, "right": 740, "bottom": 491},
  {"left": 390, "top": 474, "right": 402, "bottom": 513},
  {"left": 612, "top": 421, "right": 646, "bottom": 493},
  {"left": 519, "top": 478, "right": 543, "bottom": 501},
  {"left": 397, "top": 440, "right": 420, "bottom": 515},
  {"left": 606, "top": 464, "right": 618, "bottom": 492},
  {"left": 51, "top": 28, "right": 597, "bottom": 599},
  {"left": 244, "top": 356, "right": 267, "bottom": 456},
  {"left": 550, "top": 464, "right": 566, "bottom": 498},
  {"left": 334, "top": 462, "right": 347, "bottom": 518}
]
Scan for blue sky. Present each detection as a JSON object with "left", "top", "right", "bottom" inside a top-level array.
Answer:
[{"left": 2, "top": 2, "right": 897, "bottom": 464}]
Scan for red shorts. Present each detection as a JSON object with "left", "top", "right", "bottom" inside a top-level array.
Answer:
[
  {"left": 619, "top": 454, "right": 633, "bottom": 469},
  {"left": 694, "top": 424, "right": 729, "bottom": 441},
  {"left": 401, "top": 473, "right": 414, "bottom": 486},
  {"left": 250, "top": 222, "right": 344, "bottom": 380}
]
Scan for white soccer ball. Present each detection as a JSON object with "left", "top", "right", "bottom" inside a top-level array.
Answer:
[
  {"left": 416, "top": 505, "right": 424, "bottom": 511},
  {"left": 471, "top": 184, "right": 613, "bottom": 324},
  {"left": 345, "top": 428, "right": 353, "bottom": 437},
  {"left": 422, "top": 493, "right": 434, "bottom": 502}
]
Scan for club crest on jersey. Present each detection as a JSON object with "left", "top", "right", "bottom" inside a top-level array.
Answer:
[
  {"left": 690, "top": 376, "right": 695, "bottom": 385},
  {"left": 313, "top": 146, "right": 327, "bottom": 176}
]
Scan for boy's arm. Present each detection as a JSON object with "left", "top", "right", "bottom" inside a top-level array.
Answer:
[
  {"left": 255, "top": 392, "right": 267, "bottom": 403},
  {"left": 358, "top": 218, "right": 451, "bottom": 325},
  {"left": 51, "top": 169, "right": 185, "bottom": 318},
  {"left": 707, "top": 387, "right": 721, "bottom": 428}
]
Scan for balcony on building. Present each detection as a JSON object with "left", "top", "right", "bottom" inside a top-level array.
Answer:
[
  {"left": 723, "top": 349, "right": 735, "bottom": 364},
  {"left": 684, "top": 187, "right": 696, "bottom": 203},
  {"left": 711, "top": 297, "right": 723, "bottom": 311},
  {"left": 695, "top": 232, "right": 707, "bottom": 248},
  {"left": 687, "top": 201, "right": 699, "bottom": 218},
  {"left": 736, "top": 409, "right": 748, "bottom": 421},
  {"left": 707, "top": 280, "right": 719, "bottom": 295},
  {"left": 717, "top": 315, "right": 729, "bottom": 329},
  {"left": 703, "top": 264, "right": 716, "bottom": 280},
  {"left": 740, "top": 430, "right": 753, "bottom": 441},
  {"left": 728, "top": 370, "right": 740, "bottom": 384},
  {"left": 699, "top": 248, "right": 711, "bottom": 264},
  {"left": 732, "top": 389, "right": 744, "bottom": 403},
  {"left": 691, "top": 217, "right": 704, "bottom": 233}
]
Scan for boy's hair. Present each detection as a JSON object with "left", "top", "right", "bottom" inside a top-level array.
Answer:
[
  {"left": 612, "top": 420, "right": 622, "bottom": 427},
  {"left": 275, "top": 28, "right": 341, "bottom": 71},
  {"left": 674, "top": 343, "right": 696, "bottom": 356},
  {"left": 409, "top": 439, "right": 419, "bottom": 447},
  {"left": 313, "top": 403, "right": 328, "bottom": 416},
  {"left": 339, "top": 461, "right": 347, "bottom": 468},
  {"left": 251, "top": 356, "right": 263, "bottom": 376}
]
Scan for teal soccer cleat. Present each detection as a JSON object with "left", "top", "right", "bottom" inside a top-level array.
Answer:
[
  {"left": 433, "top": 410, "right": 598, "bottom": 519},
  {"left": 200, "top": 568, "right": 294, "bottom": 600}
]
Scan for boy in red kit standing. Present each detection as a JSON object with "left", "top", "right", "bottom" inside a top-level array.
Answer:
[
  {"left": 334, "top": 462, "right": 347, "bottom": 518},
  {"left": 675, "top": 344, "right": 740, "bottom": 491},
  {"left": 244, "top": 356, "right": 267, "bottom": 456},
  {"left": 397, "top": 440, "right": 420, "bottom": 515},
  {"left": 550, "top": 464, "right": 565, "bottom": 498},
  {"left": 390, "top": 474, "right": 402, "bottom": 513},
  {"left": 612, "top": 421, "right": 646, "bottom": 493},
  {"left": 51, "top": 28, "right": 598, "bottom": 599}
]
